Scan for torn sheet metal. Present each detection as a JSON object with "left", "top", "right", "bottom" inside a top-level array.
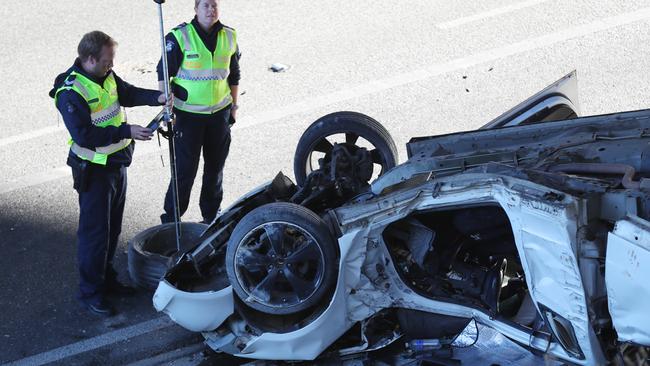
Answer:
[
  {"left": 606, "top": 216, "right": 650, "bottom": 345},
  {"left": 516, "top": 195, "right": 598, "bottom": 362},
  {"left": 150, "top": 95, "right": 650, "bottom": 365},
  {"left": 451, "top": 325, "right": 562, "bottom": 366}
]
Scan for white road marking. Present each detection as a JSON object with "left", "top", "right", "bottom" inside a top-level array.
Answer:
[
  {"left": 2, "top": 8, "right": 650, "bottom": 195},
  {"left": 0, "top": 166, "right": 70, "bottom": 195},
  {"left": 0, "top": 143, "right": 167, "bottom": 195},
  {"left": 0, "top": 125, "right": 64, "bottom": 148},
  {"left": 5, "top": 317, "right": 173, "bottom": 366},
  {"left": 437, "top": 0, "right": 552, "bottom": 29},
  {"left": 126, "top": 343, "right": 206, "bottom": 366},
  {"left": 234, "top": 7, "right": 650, "bottom": 131}
]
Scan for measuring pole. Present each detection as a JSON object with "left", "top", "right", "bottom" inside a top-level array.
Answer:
[{"left": 154, "top": 0, "right": 182, "bottom": 251}]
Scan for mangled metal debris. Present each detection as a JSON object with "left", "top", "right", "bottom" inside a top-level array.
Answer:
[{"left": 145, "top": 71, "right": 650, "bottom": 365}]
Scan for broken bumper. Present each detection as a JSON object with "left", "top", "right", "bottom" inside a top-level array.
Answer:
[{"left": 153, "top": 280, "right": 234, "bottom": 332}]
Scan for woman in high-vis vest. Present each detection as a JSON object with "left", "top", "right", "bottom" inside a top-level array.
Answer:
[
  {"left": 157, "top": 0, "right": 241, "bottom": 224},
  {"left": 50, "top": 31, "right": 167, "bottom": 316}
]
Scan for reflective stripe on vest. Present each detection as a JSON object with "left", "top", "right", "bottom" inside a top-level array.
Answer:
[
  {"left": 70, "top": 79, "right": 91, "bottom": 99},
  {"left": 171, "top": 24, "right": 236, "bottom": 114},
  {"left": 173, "top": 93, "right": 232, "bottom": 114},
  {"left": 54, "top": 71, "right": 132, "bottom": 165},
  {"left": 178, "top": 25, "right": 192, "bottom": 52},
  {"left": 69, "top": 138, "right": 132, "bottom": 166},
  {"left": 175, "top": 68, "right": 230, "bottom": 81},
  {"left": 90, "top": 101, "right": 122, "bottom": 126}
]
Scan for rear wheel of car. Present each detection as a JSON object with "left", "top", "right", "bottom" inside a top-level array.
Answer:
[
  {"left": 293, "top": 111, "right": 398, "bottom": 187},
  {"left": 226, "top": 203, "right": 337, "bottom": 315}
]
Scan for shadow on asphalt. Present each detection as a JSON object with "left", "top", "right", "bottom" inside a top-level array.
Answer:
[{"left": 0, "top": 201, "right": 164, "bottom": 364}]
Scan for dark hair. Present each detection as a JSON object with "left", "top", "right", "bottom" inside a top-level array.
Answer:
[{"left": 77, "top": 31, "right": 117, "bottom": 61}]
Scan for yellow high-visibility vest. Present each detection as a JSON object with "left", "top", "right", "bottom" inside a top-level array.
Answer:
[
  {"left": 55, "top": 71, "right": 131, "bottom": 165},
  {"left": 171, "top": 23, "right": 237, "bottom": 114}
]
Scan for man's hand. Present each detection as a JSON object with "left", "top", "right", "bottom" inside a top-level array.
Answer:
[
  {"left": 158, "top": 92, "right": 173, "bottom": 107},
  {"left": 130, "top": 125, "right": 154, "bottom": 141},
  {"left": 230, "top": 103, "right": 238, "bottom": 123}
]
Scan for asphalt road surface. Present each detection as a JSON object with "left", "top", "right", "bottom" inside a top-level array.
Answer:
[{"left": 2, "top": 0, "right": 650, "bottom": 364}]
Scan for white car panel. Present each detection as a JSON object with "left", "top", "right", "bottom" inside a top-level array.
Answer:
[
  {"left": 152, "top": 280, "right": 234, "bottom": 332},
  {"left": 606, "top": 216, "right": 650, "bottom": 345}
]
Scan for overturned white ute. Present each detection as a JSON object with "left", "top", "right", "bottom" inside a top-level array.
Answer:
[{"left": 152, "top": 72, "right": 650, "bottom": 365}]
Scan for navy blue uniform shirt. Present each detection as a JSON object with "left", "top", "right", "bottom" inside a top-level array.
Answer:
[{"left": 50, "top": 59, "right": 163, "bottom": 167}]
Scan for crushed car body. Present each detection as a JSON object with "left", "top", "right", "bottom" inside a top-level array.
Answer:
[{"left": 151, "top": 71, "right": 650, "bottom": 365}]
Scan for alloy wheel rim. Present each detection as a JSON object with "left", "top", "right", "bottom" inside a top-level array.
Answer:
[{"left": 234, "top": 221, "right": 326, "bottom": 308}]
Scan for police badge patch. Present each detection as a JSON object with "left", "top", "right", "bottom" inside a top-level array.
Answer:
[
  {"left": 166, "top": 40, "right": 174, "bottom": 53},
  {"left": 66, "top": 102, "right": 76, "bottom": 113}
]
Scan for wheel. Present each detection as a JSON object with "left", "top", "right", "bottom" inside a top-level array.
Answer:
[
  {"left": 226, "top": 202, "right": 337, "bottom": 315},
  {"left": 128, "top": 222, "right": 208, "bottom": 289},
  {"left": 293, "top": 111, "right": 398, "bottom": 187}
]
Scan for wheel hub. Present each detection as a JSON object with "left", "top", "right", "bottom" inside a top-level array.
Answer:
[{"left": 233, "top": 222, "right": 326, "bottom": 309}]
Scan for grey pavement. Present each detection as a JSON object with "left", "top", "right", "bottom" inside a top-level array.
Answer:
[{"left": 2, "top": 0, "right": 650, "bottom": 364}]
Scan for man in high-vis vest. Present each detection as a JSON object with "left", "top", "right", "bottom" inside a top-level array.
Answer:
[
  {"left": 49, "top": 31, "right": 167, "bottom": 316},
  {"left": 157, "top": 0, "right": 240, "bottom": 224}
]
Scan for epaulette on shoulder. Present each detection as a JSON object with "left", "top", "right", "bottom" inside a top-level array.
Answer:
[
  {"left": 64, "top": 74, "right": 77, "bottom": 86},
  {"left": 222, "top": 24, "right": 236, "bottom": 31},
  {"left": 172, "top": 22, "right": 188, "bottom": 31}
]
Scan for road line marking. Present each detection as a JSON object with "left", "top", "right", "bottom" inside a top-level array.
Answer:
[
  {"left": 0, "top": 166, "right": 70, "bottom": 195},
  {"left": 0, "top": 143, "right": 166, "bottom": 195},
  {"left": 0, "top": 125, "right": 64, "bottom": 149},
  {"left": 234, "top": 7, "right": 650, "bottom": 131},
  {"left": 126, "top": 343, "right": 205, "bottom": 366},
  {"left": 2, "top": 8, "right": 650, "bottom": 195},
  {"left": 437, "top": 0, "right": 552, "bottom": 29},
  {"left": 4, "top": 317, "right": 173, "bottom": 366}
]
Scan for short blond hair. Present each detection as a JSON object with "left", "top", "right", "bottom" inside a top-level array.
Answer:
[{"left": 195, "top": 0, "right": 219, "bottom": 7}]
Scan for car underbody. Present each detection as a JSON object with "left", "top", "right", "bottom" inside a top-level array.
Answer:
[{"left": 146, "top": 72, "right": 650, "bottom": 365}]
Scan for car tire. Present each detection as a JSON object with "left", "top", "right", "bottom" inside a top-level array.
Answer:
[
  {"left": 128, "top": 222, "right": 208, "bottom": 289},
  {"left": 293, "top": 111, "right": 398, "bottom": 187},
  {"left": 226, "top": 202, "right": 337, "bottom": 315}
]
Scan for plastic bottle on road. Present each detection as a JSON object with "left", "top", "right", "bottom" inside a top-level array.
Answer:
[{"left": 406, "top": 339, "right": 442, "bottom": 352}]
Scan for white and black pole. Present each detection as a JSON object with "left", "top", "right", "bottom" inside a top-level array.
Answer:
[{"left": 154, "top": 0, "right": 182, "bottom": 251}]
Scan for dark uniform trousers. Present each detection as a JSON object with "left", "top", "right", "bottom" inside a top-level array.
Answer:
[
  {"left": 163, "top": 105, "right": 231, "bottom": 223},
  {"left": 76, "top": 164, "right": 127, "bottom": 302}
]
